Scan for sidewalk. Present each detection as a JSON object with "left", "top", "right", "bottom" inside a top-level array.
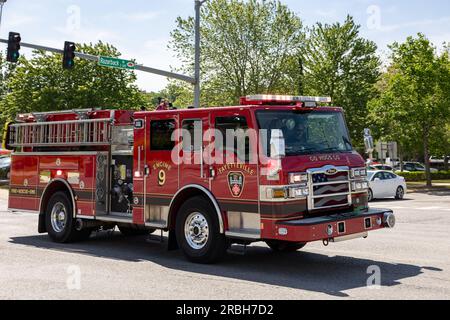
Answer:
[
  {"left": 407, "top": 181, "right": 450, "bottom": 195},
  {"left": 0, "top": 187, "right": 8, "bottom": 201}
]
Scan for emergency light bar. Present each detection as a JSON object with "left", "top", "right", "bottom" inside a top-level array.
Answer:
[{"left": 240, "top": 94, "right": 332, "bottom": 106}]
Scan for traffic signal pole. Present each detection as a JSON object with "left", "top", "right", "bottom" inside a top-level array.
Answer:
[
  {"left": 193, "top": 0, "right": 207, "bottom": 109},
  {"left": 0, "top": 3, "right": 4, "bottom": 33},
  {"left": 0, "top": 1, "right": 203, "bottom": 100},
  {"left": 0, "top": 38, "right": 196, "bottom": 84}
]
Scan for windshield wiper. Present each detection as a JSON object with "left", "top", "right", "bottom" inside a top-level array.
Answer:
[
  {"left": 342, "top": 136, "right": 353, "bottom": 149},
  {"left": 285, "top": 146, "right": 318, "bottom": 155}
]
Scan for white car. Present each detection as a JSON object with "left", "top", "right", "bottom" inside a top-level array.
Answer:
[{"left": 367, "top": 170, "right": 407, "bottom": 201}]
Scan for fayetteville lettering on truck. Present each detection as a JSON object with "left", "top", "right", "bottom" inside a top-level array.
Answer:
[{"left": 4, "top": 94, "right": 395, "bottom": 264}]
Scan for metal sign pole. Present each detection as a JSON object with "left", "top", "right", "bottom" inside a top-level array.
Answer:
[{"left": 0, "top": 1, "right": 6, "bottom": 35}]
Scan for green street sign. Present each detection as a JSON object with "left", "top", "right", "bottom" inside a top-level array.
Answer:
[{"left": 98, "top": 56, "right": 136, "bottom": 70}]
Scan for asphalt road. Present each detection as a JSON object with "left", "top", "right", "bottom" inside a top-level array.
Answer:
[{"left": 1, "top": 189, "right": 449, "bottom": 300}]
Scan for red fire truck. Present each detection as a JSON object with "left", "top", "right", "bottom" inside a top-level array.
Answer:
[{"left": 3, "top": 94, "right": 395, "bottom": 263}]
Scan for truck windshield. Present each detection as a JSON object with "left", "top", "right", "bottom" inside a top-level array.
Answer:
[{"left": 256, "top": 110, "right": 353, "bottom": 156}]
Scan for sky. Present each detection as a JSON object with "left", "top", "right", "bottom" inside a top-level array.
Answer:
[{"left": 1, "top": 0, "right": 449, "bottom": 92}]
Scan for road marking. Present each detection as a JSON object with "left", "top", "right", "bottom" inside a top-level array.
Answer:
[{"left": 418, "top": 207, "right": 444, "bottom": 210}]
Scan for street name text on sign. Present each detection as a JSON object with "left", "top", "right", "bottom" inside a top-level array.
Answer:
[{"left": 98, "top": 56, "right": 136, "bottom": 70}]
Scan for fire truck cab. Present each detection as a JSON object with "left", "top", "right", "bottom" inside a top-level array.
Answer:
[{"left": 5, "top": 95, "right": 395, "bottom": 263}]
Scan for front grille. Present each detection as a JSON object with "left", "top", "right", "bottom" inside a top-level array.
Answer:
[
  {"left": 310, "top": 170, "right": 351, "bottom": 210},
  {"left": 314, "top": 194, "right": 349, "bottom": 208}
]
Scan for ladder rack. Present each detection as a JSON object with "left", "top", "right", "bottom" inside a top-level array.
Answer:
[{"left": 9, "top": 118, "right": 112, "bottom": 148}]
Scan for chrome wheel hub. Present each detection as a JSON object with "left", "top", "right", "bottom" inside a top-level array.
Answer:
[
  {"left": 184, "top": 212, "right": 209, "bottom": 250},
  {"left": 51, "top": 202, "right": 67, "bottom": 233}
]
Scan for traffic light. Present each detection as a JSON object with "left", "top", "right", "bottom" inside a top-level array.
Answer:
[
  {"left": 6, "top": 32, "right": 21, "bottom": 63},
  {"left": 62, "top": 41, "right": 76, "bottom": 70}
]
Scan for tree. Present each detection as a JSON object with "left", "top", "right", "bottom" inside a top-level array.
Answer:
[
  {"left": 0, "top": 52, "right": 17, "bottom": 102},
  {"left": 169, "top": 0, "right": 304, "bottom": 106},
  {"left": 144, "top": 81, "right": 194, "bottom": 109},
  {"left": 302, "top": 16, "right": 381, "bottom": 145},
  {"left": 369, "top": 34, "right": 450, "bottom": 186},
  {"left": 0, "top": 42, "right": 148, "bottom": 127}
]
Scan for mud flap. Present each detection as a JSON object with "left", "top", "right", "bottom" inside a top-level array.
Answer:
[
  {"left": 168, "top": 230, "right": 179, "bottom": 251},
  {"left": 38, "top": 213, "right": 46, "bottom": 233}
]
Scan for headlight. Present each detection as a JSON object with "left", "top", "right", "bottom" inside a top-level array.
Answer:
[
  {"left": 352, "top": 180, "right": 369, "bottom": 191},
  {"left": 289, "top": 172, "right": 308, "bottom": 184},
  {"left": 352, "top": 168, "right": 367, "bottom": 178},
  {"left": 289, "top": 186, "right": 309, "bottom": 198},
  {"left": 266, "top": 185, "right": 309, "bottom": 200}
]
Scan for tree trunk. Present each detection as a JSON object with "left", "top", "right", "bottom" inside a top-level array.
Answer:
[
  {"left": 444, "top": 156, "right": 449, "bottom": 171},
  {"left": 423, "top": 128, "right": 432, "bottom": 187},
  {"left": 399, "top": 144, "right": 404, "bottom": 172},
  {"left": 297, "top": 57, "right": 304, "bottom": 95}
]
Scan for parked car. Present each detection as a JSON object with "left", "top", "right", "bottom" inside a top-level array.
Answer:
[
  {"left": 430, "top": 156, "right": 450, "bottom": 171},
  {"left": 394, "top": 162, "right": 438, "bottom": 173},
  {"left": 367, "top": 170, "right": 407, "bottom": 201},
  {"left": 0, "top": 156, "right": 11, "bottom": 181},
  {"left": 368, "top": 164, "right": 394, "bottom": 171}
]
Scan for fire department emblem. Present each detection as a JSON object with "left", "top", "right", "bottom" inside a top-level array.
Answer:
[{"left": 228, "top": 172, "right": 244, "bottom": 198}]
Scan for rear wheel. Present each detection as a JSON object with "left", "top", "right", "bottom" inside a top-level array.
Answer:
[
  {"left": 395, "top": 186, "right": 405, "bottom": 200},
  {"left": 45, "top": 191, "right": 91, "bottom": 243},
  {"left": 176, "top": 196, "right": 227, "bottom": 264},
  {"left": 266, "top": 240, "right": 306, "bottom": 252}
]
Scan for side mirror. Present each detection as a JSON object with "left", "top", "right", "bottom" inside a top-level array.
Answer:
[
  {"left": 374, "top": 178, "right": 381, "bottom": 182},
  {"left": 270, "top": 129, "right": 285, "bottom": 159}
]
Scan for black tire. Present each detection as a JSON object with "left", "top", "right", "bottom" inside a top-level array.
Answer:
[
  {"left": 395, "top": 186, "right": 405, "bottom": 200},
  {"left": 119, "top": 225, "right": 156, "bottom": 236},
  {"left": 176, "top": 196, "right": 227, "bottom": 264},
  {"left": 266, "top": 240, "right": 306, "bottom": 252},
  {"left": 45, "top": 191, "right": 91, "bottom": 243},
  {"left": 368, "top": 189, "right": 374, "bottom": 202}
]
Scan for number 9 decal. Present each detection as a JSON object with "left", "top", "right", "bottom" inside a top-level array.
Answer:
[{"left": 158, "top": 170, "right": 166, "bottom": 186}]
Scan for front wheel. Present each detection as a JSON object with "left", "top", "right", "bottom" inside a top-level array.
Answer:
[
  {"left": 176, "top": 196, "right": 228, "bottom": 264},
  {"left": 266, "top": 240, "right": 306, "bottom": 252},
  {"left": 45, "top": 191, "right": 91, "bottom": 243},
  {"left": 395, "top": 186, "right": 405, "bottom": 200},
  {"left": 368, "top": 189, "right": 374, "bottom": 202}
]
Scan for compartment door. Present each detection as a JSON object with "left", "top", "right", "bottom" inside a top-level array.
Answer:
[
  {"left": 210, "top": 110, "right": 260, "bottom": 238},
  {"left": 145, "top": 115, "right": 179, "bottom": 228}
]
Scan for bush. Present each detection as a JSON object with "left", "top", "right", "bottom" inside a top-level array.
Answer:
[{"left": 395, "top": 171, "right": 450, "bottom": 182}]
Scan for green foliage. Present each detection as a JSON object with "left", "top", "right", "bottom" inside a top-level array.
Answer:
[
  {"left": 302, "top": 16, "right": 380, "bottom": 144},
  {"left": 396, "top": 171, "right": 450, "bottom": 182},
  {"left": 144, "top": 81, "right": 194, "bottom": 109},
  {"left": 368, "top": 34, "right": 450, "bottom": 186},
  {"left": 170, "top": 0, "right": 304, "bottom": 106},
  {"left": 0, "top": 42, "right": 148, "bottom": 127},
  {"left": 169, "top": 2, "right": 379, "bottom": 147},
  {"left": 0, "top": 51, "right": 17, "bottom": 102}
]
